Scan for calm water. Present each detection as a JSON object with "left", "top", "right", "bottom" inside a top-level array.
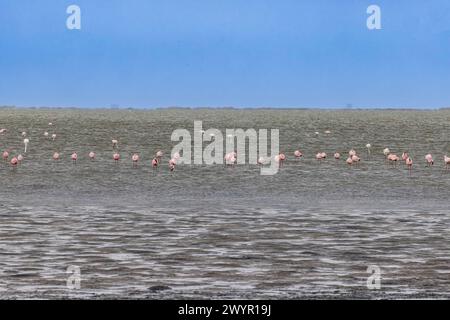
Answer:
[{"left": 1, "top": 108, "right": 450, "bottom": 299}]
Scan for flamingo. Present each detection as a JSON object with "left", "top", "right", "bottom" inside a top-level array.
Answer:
[
  {"left": 89, "top": 151, "right": 95, "bottom": 160},
  {"left": 334, "top": 153, "right": 341, "bottom": 160},
  {"left": 316, "top": 152, "right": 326, "bottom": 161},
  {"left": 0, "top": 128, "right": 6, "bottom": 134},
  {"left": 173, "top": 152, "right": 181, "bottom": 160},
  {"left": 21, "top": 131, "right": 26, "bottom": 137},
  {"left": 53, "top": 152, "right": 60, "bottom": 160},
  {"left": 383, "top": 148, "right": 390, "bottom": 158},
  {"left": 279, "top": 153, "right": 286, "bottom": 166},
  {"left": 425, "top": 154, "right": 434, "bottom": 166},
  {"left": 51, "top": 134, "right": 56, "bottom": 141},
  {"left": 388, "top": 154, "right": 400, "bottom": 167},
  {"left": 156, "top": 150, "right": 163, "bottom": 161},
  {"left": 169, "top": 158, "right": 177, "bottom": 166},
  {"left": 17, "top": 154, "right": 24, "bottom": 163},
  {"left": 2, "top": 151, "right": 9, "bottom": 161},
  {"left": 402, "top": 152, "right": 409, "bottom": 162},
  {"left": 152, "top": 158, "right": 158, "bottom": 169},
  {"left": 257, "top": 157, "right": 265, "bottom": 165},
  {"left": 113, "top": 153, "right": 120, "bottom": 163},
  {"left": 406, "top": 157, "right": 413, "bottom": 172},
  {"left": 71, "top": 153, "right": 77, "bottom": 163},
  {"left": 23, "top": 138, "right": 29, "bottom": 153},
  {"left": 366, "top": 144, "right": 371, "bottom": 157},
  {"left": 132, "top": 154, "right": 139, "bottom": 166},
  {"left": 10, "top": 157, "right": 18, "bottom": 167},
  {"left": 112, "top": 139, "right": 118, "bottom": 148},
  {"left": 294, "top": 150, "right": 303, "bottom": 158},
  {"left": 445, "top": 155, "right": 450, "bottom": 170},
  {"left": 349, "top": 149, "right": 356, "bottom": 157},
  {"left": 44, "top": 131, "right": 49, "bottom": 137},
  {"left": 351, "top": 154, "right": 361, "bottom": 164},
  {"left": 346, "top": 157, "right": 353, "bottom": 165}
]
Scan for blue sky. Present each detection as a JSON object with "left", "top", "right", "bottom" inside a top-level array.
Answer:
[{"left": 0, "top": 0, "right": 449, "bottom": 108}]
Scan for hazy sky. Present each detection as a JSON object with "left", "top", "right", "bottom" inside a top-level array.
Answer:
[{"left": 1, "top": 0, "right": 449, "bottom": 108}]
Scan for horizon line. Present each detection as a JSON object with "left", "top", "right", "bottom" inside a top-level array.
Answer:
[{"left": 1, "top": 105, "right": 450, "bottom": 111}]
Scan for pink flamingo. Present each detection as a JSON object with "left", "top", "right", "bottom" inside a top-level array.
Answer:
[
  {"left": 113, "top": 153, "right": 120, "bottom": 163},
  {"left": 10, "top": 156, "right": 18, "bottom": 167},
  {"left": 402, "top": 152, "right": 409, "bottom": 162},
  {"left": 349, "top": 149, "right": 356, "bottom": 157},
  {"left": 71, "top": 152, "right": 78, "bottom": 163},
  {"left": 257, "top": 157, "right": 265, "bottom": 165},
  {"left": 132, "top": 154, "right": 139, "bottom": 166},
  {"left": 406, "top": 157, "right": 413, "bottom": 172},
  {"left": 0, "top": 128, "right": 6, "bottom": 134},
  {"left": 425, "top": 154, "right": 434, "bottom": 166},
  {"left": 53, "top": 152, "right": 60, "bottom": 161},
  {"left": 152, "top": 158, "right": 158, "bottom": 169},
  {"left": 2, "top": 150, "right": 9, "bottom": 161},
  {"left": 89, "top": 151, "right": 96, "bottom": 161},
  {"left": 17, "top": 154, "right": 24, "bottom": 163},
  {"left": 279, "top": 153, "right": 286, "bottom": 166},
  {"left": 444, "top": 155, "right": 450, "bottom": 170},
  {"left": 388, "top": 154, "right": 400, "bottom": 167},
  {"left": 346, "top": 157, "right": 353, "bottom": 165},
  {"left": 351, "top": 154, "right": 361, "bottom": 164},
  {"left": 334, "top": 153, "right": 340, "bottom": 160},
  {"left": 294, "top": 150, "right": 303, "bottom": 158}
]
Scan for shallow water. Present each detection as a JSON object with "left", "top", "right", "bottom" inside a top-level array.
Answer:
[{"left": 1, "top": 108, "right": 450, "bottom": 299}]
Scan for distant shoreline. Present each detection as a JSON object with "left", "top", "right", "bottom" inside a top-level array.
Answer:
[{"left": 1, "top": 106, "right": 449, "bottom": 111}]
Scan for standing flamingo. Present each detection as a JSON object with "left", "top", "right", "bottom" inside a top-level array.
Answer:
[
  {"left": 406, "top": 157, "right": 413, "bottom": 173},
  {"left": 132, "top": 154, "right": 139, "bottom": 166},
  {"left": 279, "top": 153, "right": 286, "bottom": 166},
  {"left": 445, "top": 155, "right": 450, "bottom": 170},
  {"left": 156, "top": 150, "right": 163, "bottom": 162},
  {"left": 152, "top": 158, "right": 159, "bottom": 169},
  {"left": 334, "top": 153, "right": 341, "bottom": 160},
  {"left": 89, "top": 151, "right": 96, "bottom": 161},
  {"left": 425, "top": 154, "right": 434, "bottom": 166},
  {"left": 10, "top": 157, "right": 18, "bottom": 167},
  {"left": 346, "top": 157, "right": 353, "bottom": 165},
  {"left": 113, "top": 153, "right": 120, "bottom": 163},
  {"left": 112, "top": 139, "right": 118, "bottom": 148},
  {"left": 351, "top": 154, "right": 361, "bottom": 164},
  {"left": 17, "top": 154, "right": 24, "bottom": 163},
  {"left": 52, "top": 134, "right": 56, "bottom": 141},
  {"left": 2, "top": 151, "right": 9, "bottom": 161},
  {"left": 71, "top": 153, "right": 78, "bottom": 163},
  {"left": 53, "top": 152, "right": 60, "bottom": 161},
  {"left": 388, "top": 154, "right": 400, "bottom": 167},
  {"left": 402, "top": 152, "right": 409, "bottom": 162},
  {"left": 294, "top": 150, "right": 303, "bottom": 158},
  {"left": 23, "top": 138, "right": 29, "bottom": 153},
  {"left": 366, "top": 144, "right": 371, "bottom": 158}
]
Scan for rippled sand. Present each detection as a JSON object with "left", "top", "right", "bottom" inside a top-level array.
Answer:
[{"left": 1, "top": 108, "right": 450, "bottom": 299}]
